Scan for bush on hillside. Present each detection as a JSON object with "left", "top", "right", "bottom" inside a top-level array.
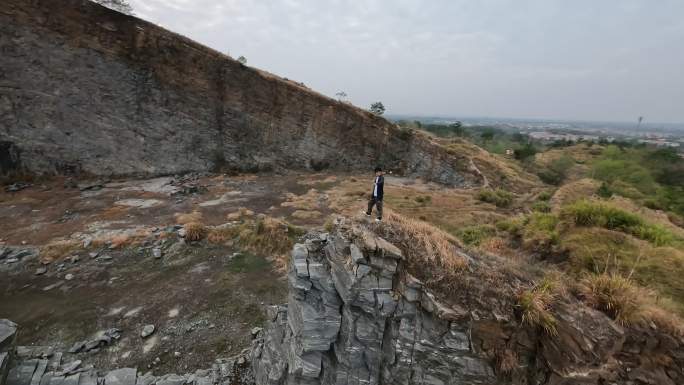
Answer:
[
  {"left": 537, "top": 190, "right": 553, "bottom": 201},
  {"left": 457, "top": 225, "right": 496, "bottom": 246},
  {"left": 531, "top": 201, "right": 552, "bottom": 213},
  {"left": 477, "top": 188, "right": 514, "bottom": 208},
  {"left": 522, "top": 213, "right": 560, "bottom": 252},
  {"left": 537, "top": 155, "right": 574, "bottom": 185},
  {"left": 596, "top": 182, "right": 613, "bottom": 198}
]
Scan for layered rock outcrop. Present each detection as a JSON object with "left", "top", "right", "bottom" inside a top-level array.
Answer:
[
  {"left": 251, "top": 219, "right": 684, "bottom": 385},
  {"left": 1, "top": 0, "right": 478, "bottom": 186},
  {"left": 251, "top": 222, "right": 497, "bottom": 385}
]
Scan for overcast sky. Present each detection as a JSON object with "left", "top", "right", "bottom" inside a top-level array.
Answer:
[{"left": 128, "top": 0, "right": 684, "bottom": 124}]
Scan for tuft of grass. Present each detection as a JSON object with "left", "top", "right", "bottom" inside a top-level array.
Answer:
[
  {"left": 537, "top": 190, "right": 553, "bottom": 201},
  {"left": 323, "top": 217, "right": 336, "bottom": 232},
  {"left": 457, "top": 225, "right": 496, "bottom": 246},
  {"left": 496, "top": 218, "right": 524, "bottom": 235},
  {"left": 477, "top": 188, "right": 514, "bottom": 208},
  {"left": 175, "top": 211, "right": 203, "bottom": 225},
  {"left": 184, "top": 222, "right": 207, "bottom": 241},
  {"left": 580, "top": 271, "right": 684, "bottom": 335},
  {"left": 40, "top": 240, "right": 81, "bottom": 264},
  {"left": 226, "top": 207, "right": 255, "bottom": 221},
  {"left": 531, "top": 201, "right": 551, "bottom": 213},
  {"left": 562, "top": 200, "right": 679, "bottom": 246},
  {"left": 580, "top": 273, "right": 643, "bottom": 325},
  {"left": 517, "top": 277, "right": 559, "bottom": 335}
]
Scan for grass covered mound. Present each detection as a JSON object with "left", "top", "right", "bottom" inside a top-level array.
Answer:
[{"left": 562, "top": 200, "right": 681, "bottom": 247}]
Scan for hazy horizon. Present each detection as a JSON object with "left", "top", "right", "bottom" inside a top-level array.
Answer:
[{"left": 128, "top": 0, "right": 684, "bottom": 124}]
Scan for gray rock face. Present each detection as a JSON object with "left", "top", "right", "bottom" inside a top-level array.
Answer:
[
  {"left": 0, "top": 0, "right": 478, "bottom": 188},
  {"left": 251, "top": 225, "right": 496, "bottom": 385},
  {"left": 104, "top": 368, "right": 137, "bottom": 385},
  {"left": 0, "top": 320, "right": 17, "bottom": 354}
]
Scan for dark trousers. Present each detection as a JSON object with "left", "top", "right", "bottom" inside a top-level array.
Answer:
[{"left": 367, "top": 197, "right": 383, "bottom": 219}]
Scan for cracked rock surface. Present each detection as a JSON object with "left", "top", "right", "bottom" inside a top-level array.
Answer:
[{"left": 251, "top": 222, "right": 495, "bottom": 385}]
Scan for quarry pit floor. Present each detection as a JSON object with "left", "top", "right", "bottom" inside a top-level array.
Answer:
[{"left": 0, "top": 171, "right": 500, "bottom": 373}]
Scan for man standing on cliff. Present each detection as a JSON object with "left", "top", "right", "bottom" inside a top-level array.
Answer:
[{"left": 365, "top": 167, "right": 384, "bottom": 222}]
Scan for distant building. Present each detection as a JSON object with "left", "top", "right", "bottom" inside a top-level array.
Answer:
[
  {"left": 528, "top": 131, "right": 598, "bottom": 143},
  {"left": 637, "top": 139, "right": 681, "bottom": 148}
]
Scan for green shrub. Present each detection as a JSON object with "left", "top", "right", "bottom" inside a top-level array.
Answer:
[
  {"left": 414, "top": 195, "right": 432, "bottom": 204},
  {"left": 596, "top": 182, "right": 613, "bottom": 198},
  {"left": 496, "top": 218, "right": 524, "bottom": 235},
  {"left": 477, "top": 188, "right": 514, "bottom": 208},
  {"left": 517, "top": 278, "right": 559, "bottom": 335},
  {"left": 532, "top": 201, "right": 552, "bottom": 213},
  {"left": 457, "top": 225, "right": 496, "bottom": 246},
  {"left": 632, "top": 224, "right": 676, "bottom": 247},
  {"left": 537, "top": 191, "right": 553, "bottom": 201},
  {"left": 537, "top": 155, "right": 574, "bottom": 185},
  {"left": 522, "top": 213, "right": 560, "bottom": 251}
]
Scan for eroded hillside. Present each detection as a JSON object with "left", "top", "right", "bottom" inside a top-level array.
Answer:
[{"left": 1, "top": 0, "right": 502, "bottom": 187}]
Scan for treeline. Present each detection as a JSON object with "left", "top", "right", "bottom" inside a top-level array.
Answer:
[{"left": 396, "top": 120, "right": 541, "bottom": 160}]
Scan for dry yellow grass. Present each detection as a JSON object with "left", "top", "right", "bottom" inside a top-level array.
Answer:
[
  {"left": 99, "top": 228, "right": 153, "bottom": 249},
  {"left": 184, "top": 221, "right": 207, "bottom": 241},
  {"left": 281, "top": 189, "right": 325, "bottom": 211},
  {"left": 580, "top": 273, "right": 684, "bottom": 335},
  {"left": 291, "top": 210, "right": 322, "bottom": 220},
  {"left": 516, "top": 275, "right": 563, "bottom": 335},
  {"left": 226, "top": 207, "right": 255, "bottom": 221},
  {"left": 39, "top": 239, "right": 81, "bottom": 264},
  {"left": 175, "top": 211, "right": 203, "bottom": 225},
  {"left": 378, "top": 210, "right": 467, "bottom": 293},
  {"left": 208, "top": 215, "right": 302, "bottom": 273}
]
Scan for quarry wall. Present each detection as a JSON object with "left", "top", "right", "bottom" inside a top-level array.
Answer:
[{"left": 0, "top": 0, "right": 476, "bottom": 186}]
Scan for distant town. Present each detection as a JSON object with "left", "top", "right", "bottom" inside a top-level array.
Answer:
[{"left": 390, "top": 115, "right": 684, "bottom": 153}]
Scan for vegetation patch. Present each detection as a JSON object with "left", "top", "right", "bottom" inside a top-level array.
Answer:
[
  {"left": 184, "top": 222, "right": 207, "bottom": 241},
  {"left": 457, "top": 225, "right": 496, "bottom": 246},
  {"left": 580, "top": 273, "right": 641, "bottom": 325},
  {"left": 477, "top": 188, "right": 514, "bottom": 208},
  {"left": 535, "top": 155, "right": 575, "bottom": 185},
  {"left": 208, "top": 212, "right": 304, "bottom": 272},
  {"left": 521, "top": 213, "right": 560, "bottom": 252},
  {"left": 531, "top": 201, "right": 551, "bottom": 213},
  {"left": 175, "top": 211, "right": 203, "bottom": 225},
  {"left": 562, "top": 200, "right": 679, "bottom": 246},
  {"left": 517, "top": 275, "right": 563, "bottom": 335},
  {"left": 39, "top": 239, "right": 81, "bottom": 264}
]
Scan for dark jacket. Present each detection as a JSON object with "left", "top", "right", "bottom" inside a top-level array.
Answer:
[{"left": 371, "top": 175, "right": 384, "bottom": 200}]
